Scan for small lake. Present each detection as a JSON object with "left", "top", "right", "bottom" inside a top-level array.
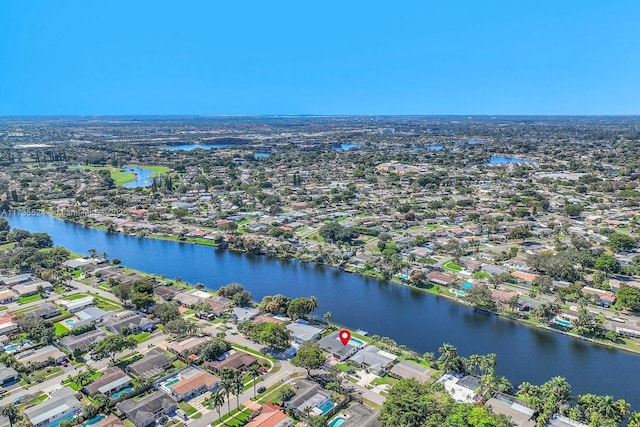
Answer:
[
  {"left": 255, "top": 152, "right": 271, "bottom": 158},
  {"left": 334, "top": 143, "right": 362, "bottom": 151},
  {"left": 410, "top": 145, "right": 443, "bottom": 151},
  {"left": 468, "top": 139, "right": 483, "bottom": 145},
  {"left": 486, "top": 156, "right": 534, "bottom": 165},
  {"left": 163, "top": 144, "right": 233, "bottom": 151},
  {"left": 122, "top": 167, "right": 154, "bottom": 188}
]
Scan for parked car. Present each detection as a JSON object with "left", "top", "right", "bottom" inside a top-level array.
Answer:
[{"left": 257, "top": 386, "right": 267, "bottom": 394}]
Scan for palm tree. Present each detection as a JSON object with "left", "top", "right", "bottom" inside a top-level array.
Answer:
[
  {"left": 219, "top": 368, "right": 235, "bottom": 413},
  {"left": 307, "top": 296, "right": 319, "bottom": 313},
  {"left": 323, "top": 311, "right": 333, "bottom": 324},
  {"left": 210, "top": 390, "right": 225, "bottom": 421},
  {"left": 616, "top": 399, "right": 631, "bottom": 420},
  {"left": 232, "top": 371, "right": 244, "bottom": 408},
  {"left": 628, "top": 412, "right": 640, "bottom": 427},
  {"left": 248, "top": 364, "right": 261, "bottom": 398},
  {"left": 0, "top": 404, "right": 18, "bottom": 427}
]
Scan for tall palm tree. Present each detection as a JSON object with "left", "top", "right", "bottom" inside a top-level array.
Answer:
[
  {"left": 323, "top": 311, "right": 333, "bottom": 324},
  {"left": 616, "top": 399, "right": 631, "bottom": 421},
  {"left": 0, "top": 404, "right": 18, "bottom": 427},
  {"left": 232, "top": 371, "right": 244, "bottom": 408},
  {"left": 219, "top": 368, "right": 235, "bottom": 413},
  {"left": 248, "top": 364, "right": 261, "bottom": 398},
  {"left": 628, "top": 412, "right": 640, "bottom": 427},
  {"left": 210, "top": 390, "right": 225, "bottom": 421}
]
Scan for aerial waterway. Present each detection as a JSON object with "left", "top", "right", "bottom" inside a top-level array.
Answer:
[{"left": 5, "top": 213, "right": 640, "bottom": 407}]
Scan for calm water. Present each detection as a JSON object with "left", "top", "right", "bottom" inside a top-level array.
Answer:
[
  {"left": 122, "top": 167, "right": 154, "bottom": 188},
  {"left": 255, "top": 152, "right": 271, "bottom": 158},
  {"left": 5, "top": 214, "right": 640, "bottom": 406},
  {"left": 335, "top": 143, "right": 362, "bottom": 151},
  {"left": 487, "top": 156, "right": 534, "bottom": 165}
]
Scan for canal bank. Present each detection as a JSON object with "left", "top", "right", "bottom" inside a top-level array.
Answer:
[{"left": 4, "top": 212, "right": 640, "bottom": 407}]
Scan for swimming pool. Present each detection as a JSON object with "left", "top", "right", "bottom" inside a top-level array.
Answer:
[
  {"left": 328, "top": 416, "right": 346, "bottom": 427},
  {"left": 83, "top": 415, "right": 106, "bottom": 427},
  {"left": 5, "top": 341, "right": 32, "bottom": 353},
  {"left": 349, "top": 337, "right": 364, "bottom": 346},
  {"left": 111, "top": 387, "right": 133, "bottom": 399},
  {"left": 554, "top": 318, "right": 572, "bottom": 327},
  {"left": 318, "top": 401, "right": 335, "bottom": 414},
  {"left": 462, "top": 282, "right": 474, "bottom": 290},
  {"left": 163, "top": 377, "right": 181, "bottom": 388},
  {"left": 451, "top": 289, "right": 466, "bottom": 297},
  {"left": 64, "top": 319, "right": 75, "bottom": 327},
  {"left": 48, "top": 412, "right": 77, "bottom": 427}
]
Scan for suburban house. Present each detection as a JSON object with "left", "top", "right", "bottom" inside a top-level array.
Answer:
[
  {"left": 117, "top": 391, "right": 178, "bottom": 427},
  {"left": 348, "top": 345, "right": 397, "bottom": 376},
  {"left": 103, "top": 311, "right": 155, "bottom": 334},
  {"left": 83, "top": 367, "right": 132, "bottom": 397},
  {"left": 207, "top": 351, "right": 257, "bottom": 373},
  {"left": 127, "top": 348, "right": 175, "bottom": 378},
  {"left": 23, "top": 387, "right": 81, "bottom": 427},
  {"left": 0, "top": 289, "right": 16, "bottom": 304},
  {"left": 246, "top": 403, "right": 293, "bottom": 427},
  {"left": 0, "top": 366, "right": 19, "bottom": 386},
  {"left": 0, "top": 273, "right": 32, "bottom": 287},
  {"left": 58, "top": 296, "right": 95, "bottom": 313},
  {"left": 72, "top": 307, "right": 114, "bottom": 328},
  {"left": 581, "top": 286, "right": 616, "bottom": 308},
  {"left": 172, "top": 289, "right": 212, "bottom": 308},
  {"left": 286, "top": 320, "right": 324, "bottom": 344},
  {"left": 438, "top": 373, "right": 482, "bottom": 404},
  {"left": 388, "top": 360, "right": 432, "bottom": 383},
  {"left": 166, "top": 336, "right": 208, "bottom": 356},
  {"left": 166, "top": 368, "right": 219, "bottom": 401},
  {"left": 22, "top": 302, "right": 61, "bottom": 320},
  {"left": 486, "top": 394, "right": 535, "bottom": 427},
  {"left": 230, "top": 307, "right": 259, "bottom": 322},
  {"left": 426, "top": 271, "right": 456, "bottom": 286},
  {"left": 14, "top": 345, "right": 66, "bottom": 368},
  {"left": 319, "top": 331, "right": 360, "bottom": 361},
  {"left": 12, "top": 281, "right": 52, "bottom": 297},
  {"left": 62, "top": 258, "right": 100, "bottom": 271},
  {"left": 547, "top": 414, "right": 589, "bottom": 427},
  {"left": 511, "top": 271, "right": 539, "bottom": 286},
  {"left": 58, "top": 329, "right": 107, "bottom": 353},
  {"left": 89, "top": 415, "right": 125, "bottom": 427}
]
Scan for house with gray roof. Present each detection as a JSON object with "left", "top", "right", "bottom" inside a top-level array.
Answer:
[
  {"left": 127, "top": 348, "right": 175, "bottom": 379},
  {"left": 83, "top": 366, "right": 132, "bottom": 396},
  {"left": 103, "top": 311, "right": 155, "bottom": 334},
  {"left": 117, "top": 390, "right": 177, "bottom": 427},
  {"left": 73, "top": 307, "right": 114, "bottom": 328},
  {"left": 24, "top": 387, "right": 81, "bottom": 427},
  {"left": 318, "top": 331, "right": 360, "bottom": 361},
  {"left": 58, "top": 329, "right": 107, "bottom": 353},
  {"left": 389, "top": 360, "right": 432, "bottom": 383},
  {"left": 58, "top": 296, "right": 95, "bottom": 313},
  {"left": 22, "top": 302, "right": 61, "bottom": 320},
  {"left": 348, "top": 345, "right": 397, "bottom": 375},
  {"left": 286, "top": 320, "right": 324, "bottom": 344},
  {"left": 0, "top": 365, "right": 19, "bottom": 386},
  {"left": 14, "top": 345, "right": 66, "bottom": 368}
]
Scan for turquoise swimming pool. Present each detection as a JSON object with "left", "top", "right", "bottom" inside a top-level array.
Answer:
[
  {"left": 164, "top": 377, "right": 180, "bottom": 388},
  {"left": 349, "top": 337, "right": 364, "bottom": 346},
  {"left": 462, "top": 282, "right": 474, "bottom": 290},
  {"left": 554, "top": 318, "right": 572, "bottom": 327},
  {"left": 111, "top": 387, "right": 132, "bottom": 399},
  {"left": 328, "top": 416, "right": 346, "bottom": 427},
  {"left": 83, "top": 415, "right": 106, "bottom": 427},
  {"left": 64, "top": 319, "right": 75, "bottom": 327},
  {"left": 318, "top": 401, "right": 335, "bottom": 414}
]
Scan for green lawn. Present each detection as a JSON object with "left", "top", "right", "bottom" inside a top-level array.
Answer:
[
  {"left": 178, "top": 403, "right": 198, "bottom": 416},
  {"left": 472, "top": 271, "right": 491, "bottom": 279},
  {"left": 131, "top": 332, "right": 152, "bottom": 343},
  {"left": 63, "top": 293, "right": 89, "bottom": 300},
  {"left": 443, "top": 260, "right": 463, "bottom": 272},
  {"left": 370, "top": 376, "right": 399, "bottom": 387},
  {"left": 18, "top": 294, "right": 42, "bottom": 304},
  {"left": 55, "top": 322, "right": 70, "bottom": 336},
  {"left": 74, "top": 164, "right": 169, "bottom": 186}
]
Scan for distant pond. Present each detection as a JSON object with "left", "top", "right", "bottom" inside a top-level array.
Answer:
[
  {"left": 486, "top": 156, "right": 534, "bottom": 165},
  {"left": 122, "top": 167, "right": 154, "bottom": 188}
]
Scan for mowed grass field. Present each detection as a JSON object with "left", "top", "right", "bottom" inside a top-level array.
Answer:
[{"left": 73, "top": 165, "right": 170, "bottom": 186}]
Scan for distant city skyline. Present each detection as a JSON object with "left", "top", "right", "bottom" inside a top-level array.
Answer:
[{"left": 1, "top": 1, "right": 639, "bottom": 116}]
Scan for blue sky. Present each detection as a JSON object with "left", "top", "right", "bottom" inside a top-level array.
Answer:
[{"left": 0, "top": 1, "right": 638, "bottom": 115}]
